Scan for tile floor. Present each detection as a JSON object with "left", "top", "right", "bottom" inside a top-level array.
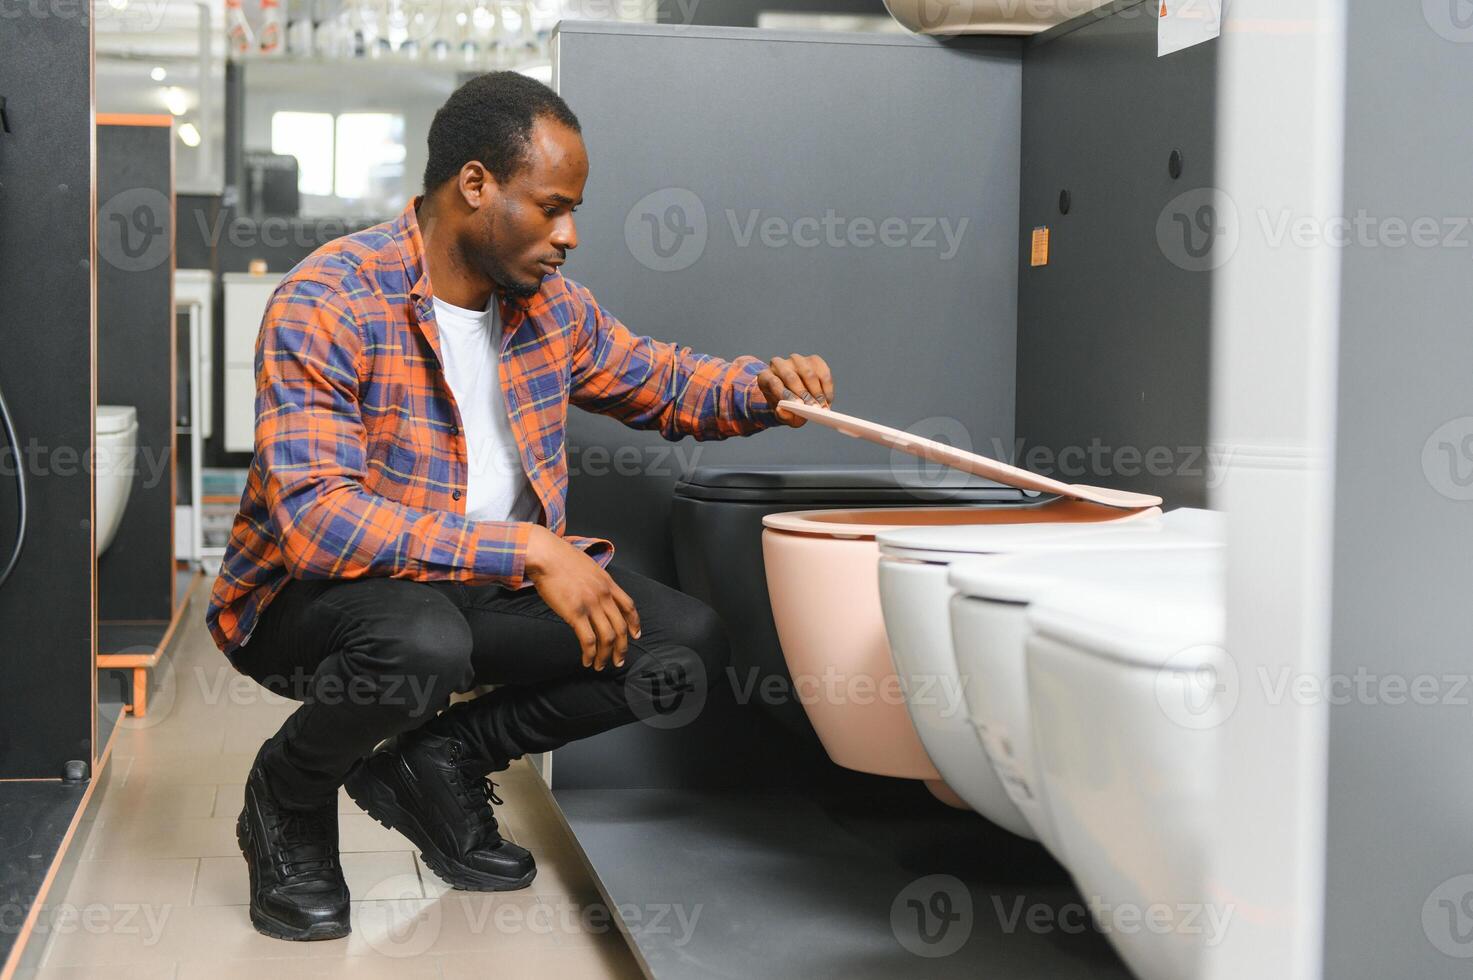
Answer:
[{"left": 20, "top": 576, "right": 647, "bottom": 979}]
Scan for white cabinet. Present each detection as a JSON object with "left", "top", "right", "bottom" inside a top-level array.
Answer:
[{"left": 222, "top": 272, "right": 283, "bottom": 453}]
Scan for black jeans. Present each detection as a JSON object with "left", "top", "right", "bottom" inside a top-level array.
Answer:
[{"left": 226, "top": 563, "right": 730, "bottom": 808}]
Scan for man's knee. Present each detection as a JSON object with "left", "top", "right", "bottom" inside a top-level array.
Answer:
[
  {"left": 656, "top": 598, "right": 731, "bottom": 691},
  {"left": 345, "top": 591, "right": 474, "bottom": 716}
]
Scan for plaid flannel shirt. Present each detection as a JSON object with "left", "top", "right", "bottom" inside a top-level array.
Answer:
[{"left": 206, "top": 194, "right": 781, "bottom": 655}]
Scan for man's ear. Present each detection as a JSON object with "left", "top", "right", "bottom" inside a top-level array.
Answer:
[{"left": 457, "top": 162, "right": 495, "bottom": 210}]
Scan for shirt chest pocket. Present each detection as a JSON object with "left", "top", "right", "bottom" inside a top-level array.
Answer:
[{"left": 513, "top": 373, "right": 568, "bottom": 462}]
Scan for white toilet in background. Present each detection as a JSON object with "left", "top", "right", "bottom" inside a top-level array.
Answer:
[
  {"left": 876, "top": 507, "right": 1222, "bottom": 846},
  {"left": 95, "top": 405, "right": 138, "bottom": 557},
  {"left": 1004, "top": 546, "right": 1227, "bottom": 980}
]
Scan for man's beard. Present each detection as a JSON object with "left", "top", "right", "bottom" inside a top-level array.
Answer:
[{"left": 476, "top": 225, "right": 543, "bottom": 300}]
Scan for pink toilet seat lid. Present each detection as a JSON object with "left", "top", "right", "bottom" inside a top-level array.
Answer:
[{"left": 776, "top": 400, "right": 1163, "bottom": 510}]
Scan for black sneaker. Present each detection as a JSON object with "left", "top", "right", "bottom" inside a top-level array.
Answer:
[
  {"left": 342, "top": 729, "right": 536, "bottom": 891},
  {"left": 236, "top": 739, "right": 351, "bottom": 941}
]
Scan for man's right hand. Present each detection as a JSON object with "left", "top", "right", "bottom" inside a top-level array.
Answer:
[{"left": 524, "top": 525, "right": 641, "bottom": 671}]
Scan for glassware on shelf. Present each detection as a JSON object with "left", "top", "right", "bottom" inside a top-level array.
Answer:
[
  {"left": 259, "top": 0, "right": 285, "bottom": 55},
  {"left": 226, "top": 0, "right": 257, "bottom": 58}
]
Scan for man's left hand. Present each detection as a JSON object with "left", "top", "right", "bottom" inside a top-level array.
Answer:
[{"left": 756, "top": 353, "right": 835, "bottom": 427}]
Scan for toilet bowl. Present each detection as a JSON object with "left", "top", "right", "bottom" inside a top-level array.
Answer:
[
  {"left": 876, "top": 507, "right": 1218, "bottom": 840},
  {"left": 671, "top": 465, "right": 1025, "bottom": 743},
  {"left": 761, "top": 497, "right": 1156, "bottom": 806},
  {"left": 95, "top": 405, "right": 138, "bottom": 557},
  {"left": 1023, "top": 546, "right": 1226, "bottom": 980}
]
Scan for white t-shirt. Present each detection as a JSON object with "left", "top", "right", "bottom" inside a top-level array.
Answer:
[{"left": 431, "top": 293, "right": 542, "bottom": 526}]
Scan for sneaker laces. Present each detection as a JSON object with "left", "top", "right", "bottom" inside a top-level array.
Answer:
[
  {"left": 276, "top": 806, "right": 338, "bottom": 878},
  {"left": 446, "top": 739, "right": 504, "bottom": 846}
]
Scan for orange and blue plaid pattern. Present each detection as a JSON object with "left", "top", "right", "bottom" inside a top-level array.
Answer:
[{"left": 206, "top": 194, "right": 780, "bottom": 655}]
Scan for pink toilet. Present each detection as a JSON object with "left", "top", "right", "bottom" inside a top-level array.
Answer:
[{"left": 760, "top": 402, "right": 1161, "bottom": 804}]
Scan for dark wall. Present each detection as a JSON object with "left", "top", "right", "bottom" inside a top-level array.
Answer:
[
  {"left": 551, "top": 21, "right": 1024, "bottom": 788},
  {"left": 0, "top": 9, "right": 96, "bottom": 775},
  {"left": 97, "top": 122, "right": 175, "bottom": 622},
  {"left": 1016, "top": 0, "right": 1217, "bottom": 508}
]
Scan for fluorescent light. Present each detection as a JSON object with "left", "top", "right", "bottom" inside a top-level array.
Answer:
[
  {"left": 162, "top": 86, "right": 189, "bottom": 116},
  {"left": 150, "top": 66, "right": 167, "bottom": 82},
  {"left": 178, "top": 122, "right": 201, "bottom": 147}
]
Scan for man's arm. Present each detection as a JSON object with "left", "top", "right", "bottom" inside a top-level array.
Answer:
[
  {"left": 255, "top": 277, "right": 532, "bottom": 585},
  {"left": 565, "top": 277, "right": 784, "bottom": 439}
]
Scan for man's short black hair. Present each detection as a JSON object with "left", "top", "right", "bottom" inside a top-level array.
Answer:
[{"left": 422, "top": 71, "right": 581, "bottom": 193}]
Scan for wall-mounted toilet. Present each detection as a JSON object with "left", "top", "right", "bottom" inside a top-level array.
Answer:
[
  {"left": 756, "top": 400, "right": 1163, "bottom": 807},
  {"left": 762, "top": 497, "right": 1155, "bottom": 807},
  {"left": 671, "top": 465, "right": 1025, "bottom": 743},
  {"left": 95, "top": 404, "right": 138, "bottom": 557},
  {"left": 937, "top": 510, "right": 1225, "bottom": 854},
  {"left": 874, "top": 507, "right": 1219, "bottom": 840},
  {"left": 1019, "top": 546, "right": 1226, "bottom": 980}
]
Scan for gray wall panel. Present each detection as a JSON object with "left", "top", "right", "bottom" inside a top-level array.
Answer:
[
  {"left": 1322, "top": 1, "right": 1473, "bottom": 975},
  {"left": 1017, "top": 2, "right": 1217, "bottom": 507},
  {"left": 550, "top": 21, "right": 1022, "bottom": 787}
]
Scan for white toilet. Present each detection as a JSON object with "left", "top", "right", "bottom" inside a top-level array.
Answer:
[
  {"left": 994, "top": 546, "right": 1227, "bottom": 980},
  {"left": 95, "top": 405, "right": 138, "bottom": 557},
  {"left": 876, "top": 507, "right": 1222, "bottom": 845}
]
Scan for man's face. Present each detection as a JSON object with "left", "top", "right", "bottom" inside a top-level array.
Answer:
[{"left": 463, "top": 116, "right": 587, "bottom": 299}]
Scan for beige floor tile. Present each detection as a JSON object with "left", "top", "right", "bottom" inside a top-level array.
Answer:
[
  {"left": 42, "top": 902, "right": 377, "bottom": 967},
  {"left": 33, "top": 574, "right": 639, "bottom": 975},
  {"left": 94, "top": 780, "right": 217, "bottom": 823},
  {"left": 25, "top": 961, "right": 179, "bottom": 980},
  {"left": 437, "top": 938, "right": 646, "bottom": 979},
  {"left": 177, "top": 955, "right": 440, "bottom": 980},
  {"left": 528, "top": 845, "right": 603, "bottom": 906},
  {"left": 192, "top": 850, "right": 421, "bottom": 907},
  {"left": 55, "top": 858, "right": 199, "bottom": 909},
  {"left": 350, "top": 891, "right": 562, "bottom": 955},
  {"left": 337, "top": 813, "right": 415, "bottom": 853},
  {"left": 80, "top": 816, "right": 242, "bottom": 861},
  {"left": 106, "top": 751, "right": 264, "bottom": 786}
]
